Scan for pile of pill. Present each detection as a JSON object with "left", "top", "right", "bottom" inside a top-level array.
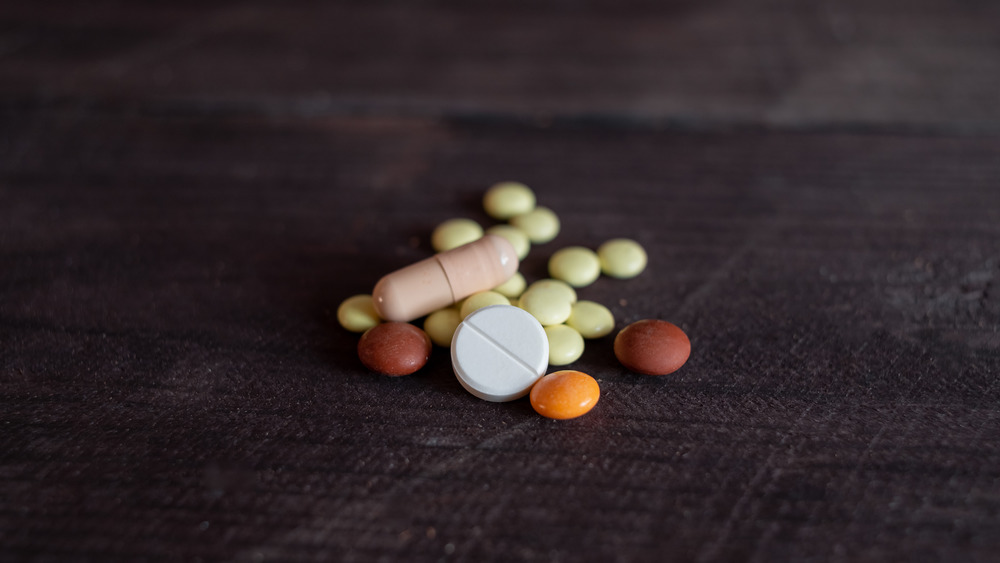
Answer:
[{"left": 337, "top": 182, "right": 690, "bottom": 420}]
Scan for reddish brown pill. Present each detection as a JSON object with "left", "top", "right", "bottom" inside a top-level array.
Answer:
[
  {"left": 358, "top": 322, "right": 432, "bottom": 376},
  {"left": 614, "top": 319, "right": 690, "bottom": 375}
]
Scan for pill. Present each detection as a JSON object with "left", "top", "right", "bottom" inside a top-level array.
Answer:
[
  {"left": 525, "top": 278, "right": 577, "bottom": 304},
  {"left": 483, "top": 182, "right": 536, "bottom": 220},
  {"left": 431, "top": 218, "right": 484, "bottom": 252},
  {"left": 373, "top": 234, "right": 519, "bottom": 322},
  {"left": 614, "top": 319, "right": 691, "bottom": 375},
  {"left": 358, "top": 322, "right": 432, "bottom": 376},
  {"left": 460, "top": 291, "right": 510, "bottom": 319},
  {"left": 492, "top": 271, "right": 527, "bottom": 299},
  {"left": 424, "top": 307, "right": 461, "bottom": 347},
  {"left": 486, "top": 224, "right": 530, "bottom": 260},
  {"left": 597, "top": 238, "right": 647, "bottom": 279},
  {"left": 545, "top": 324, "right": 585, "bottom": 366},
  {"left": 337, "top": 294, "right": 382, "bottom": 333},
  {"left": 510, "top": 206, "right": 560, "bottom": 244},
  {"left": 549, "top": 246, "right": 601, "bottom": 288},
  {"left": 530, "top": 370, "right": 600, "bottom": 420},
  {"left": 451, "top": 304, "right": 548, "bottom": 402},
  {"left": 518, "top": 283, "right": 573, "bottom": 326},
  {"left": 566, "top": 300, "right": 615, "bottom": 339}
]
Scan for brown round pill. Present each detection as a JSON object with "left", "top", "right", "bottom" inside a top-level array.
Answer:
[
  {"left": 358, "top": 322, "right": 432, "bottom": 376},
  {"left": 614, "top": 319, "right": 690, "bottom": 375}
]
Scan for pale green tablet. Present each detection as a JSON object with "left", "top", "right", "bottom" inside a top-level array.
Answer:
[
  {"left": 483, "top": 182, "right": 536, "bottom": 220},
  {"left": 597, "top": 238, "right": 647, "bottom": 279},
  {"left": 459, "top": 291, "right": 510, "bottom": 319},
  {"left": 424, "top": 307, "right": 462, "bottom": 347},
  {"left": 519, "top": 284, "right": 573, "bottom": 326},
  {"left": 566, "top": 300, "right": 615, "bottom": 339},
  {"left": 549, "top": 246, "right": 601, "bottom": 288},
  {"left": 510, "top": 206, "right": 560, "bottom": 244},
  {"left": 337, "top": 294, "right": 381, "bottom": 333},
  {"left": 545, "top": 324, "right": 585, "bottom": 366},
  {"left": 492, "top": 272, "right": 527, "bottom": 299},
  {"left": 431, "top": 218, "right": 484, "bottom": 252},
  {"left": 486, "top": 224, "right": 531, "bottom": 260},
  {"left": 525, "top": 278, "right": 577, "bottom": 304}
]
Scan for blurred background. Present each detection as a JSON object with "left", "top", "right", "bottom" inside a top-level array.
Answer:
[{"left": 5, "top": 0, "right": 999, "bottom": 127}]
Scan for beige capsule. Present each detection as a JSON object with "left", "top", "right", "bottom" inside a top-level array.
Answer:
[{"left": 372, "top": 235, "right": 519, "bottom": 322}]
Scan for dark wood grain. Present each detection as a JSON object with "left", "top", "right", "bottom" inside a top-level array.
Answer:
[
  {"left": 2, "top": 1, "right": 999, "bottom": 561},
  {"left": 3, "top": 0, "right": 1000, "bottom": 129}
]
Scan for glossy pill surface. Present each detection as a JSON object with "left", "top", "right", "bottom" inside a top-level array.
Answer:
[
  {"left": 431, "top": 218, "right": 483, "bottom": 252},
  {"left": 545, "top": 324, "right": 585, "bottom": 366},
  {"left": 451, "top": 305, "right": 548, "bottom": 402},
  {"left": 530, "top": 370, "right": 600, "bottom": 420},
  {"left": 510, "top": 206, "right": 560, "bottom": 244},
  {"left": 492, "top": 271, "right": 527, "bottom": 298},
  {"left": 518, "top": 284, "right": 573, "bottom": 326},
  {"left": 358, "top": 322, "right": 432, "bottom": 376},
  {"left": 483, "top": 182, "right": 536, "bottom": 220},
  {"left": 566, "top": 300, "right": 615, "bottom": 339},
  {"left": 598, "top": 238, "right": 647, "bottom": 279},
  {"left": 549, "top": 246, "right": 601, "bottom": 288},
  {"left": 486, "top": 224, "right": 531, "bottom": 260},
  {"left": 424, "top": 307, "right": 461, "bottom": 347},
  {"left": 337, "top": 294, "right": 381, "bottom": 333},
  {"left": 460, "top": 291, "right": 510, "bottom": 319},
  {"left": 614, "top": 319, "right": 690, "bottom": 375},
  {"left": 525, "top": 278, "right": 577, "bottom": 304}
]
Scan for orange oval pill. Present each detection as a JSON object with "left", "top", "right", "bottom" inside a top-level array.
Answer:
[{"left": 529, "top": 370, "right": 600, "bottom": 420}]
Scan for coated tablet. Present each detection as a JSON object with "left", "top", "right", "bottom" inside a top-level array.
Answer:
[
  {"left": 544, "top": 324, "right": 585, "bottom": 366},
  {"left": 548, "top": 246, "right": 601, "bottom": 288},
  {"left": 431, "top": 218, "right": 483, "bottom": 252},
  {"left": 483, "top": 182, "right": 536, "bottom": 220},
  {"left": 424, "top": 307, "right": 461, "bottom": 347},
  {"left": 337, "top": 294, "right": 381, "bottom": 333},
  {"left": 459, "top": 291, "right": 510, "bottom": 319},
  {"left": 451, "top": 305, "right": 549, "bottom": 402},
  {"left": 510, "top": 206, "right": 560, "bottom": 244},
  {"left": 614, "top": 319, "right": 690, "bottom": 375},
  {"left": 566, "top": 300, "right": 615, "bottom": 339},
  {"left": 518, "top": 283, "right": 573, "bottom": 326},
  {"left": 358, "top": 322, "right": 432, "bottom": 376},
  {"left": 530, "top": 370, "right": 600, "bottom": 420},
  {"left": 492, "top": 271, "right": 527, "bottom": 299},
  {"left": 597, "top": 238, "right": 647, "bottom": 279}
]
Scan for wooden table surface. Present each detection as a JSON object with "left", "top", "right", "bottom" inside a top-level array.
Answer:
[{"left": 3, "top": 1, "right": 999, "bottom": 561}]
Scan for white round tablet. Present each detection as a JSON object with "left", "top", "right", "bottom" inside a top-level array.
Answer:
[{"left": 450, "top": 304, "right": 549, "bottom": 402}]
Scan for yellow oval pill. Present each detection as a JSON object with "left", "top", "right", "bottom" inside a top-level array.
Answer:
[
  {"left": 519, "top": 285, "right": 573, "bottom": 326},
  {"left": 525, "top": 278, "right": 577, "bottom": 304},
  {"left": 510, "top": 206, "right": 560, "bottom": 244},
  {"left": 483, "top": 182, "right": 536, "bottom": 220},
  {"left": 549, "top": 246, "right": 601, "bottom": 288},
  {"left": 431, "top": 218, "right": 484, "bottom": 252},
  {"left": 530, "top": 370, "right": 599, "bottom": 419},
  {"left": 492, "top": 272, "right": 527, "bottom": 299},
  {"left": 459, "top": 291, "right": 510, "bottom": 319},
  {"left": 423, "top": 307, "right": 461, "bottom": 347},
  {"left": 566, "top": 300, "right": 615, "bottom": 339},
  {"left": 597, "top": 238, "right": 647, "bottom": 279},
  {"left": 544, "top": 324, "right": 585, "bottom": 365},
  {"left": 337, "top": 294, "right": 382, "bottom": 333},
  {"left": 485, "top": 224, "right": 531, "bottom": 260}
]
